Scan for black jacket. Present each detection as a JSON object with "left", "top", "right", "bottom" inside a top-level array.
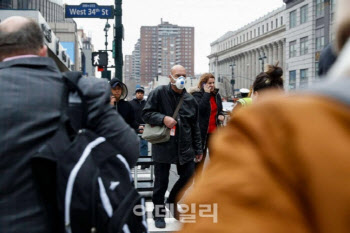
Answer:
[
  {"left": 142, "top": 84, "right": 202, "bottom": 164},
  {"left": 0, "top": 57, "right": 139, "bottom": 233},
  {"left": 190, "top": 87, "right": 223, "bottom": 149},
  {"left": 130, "top": 98, "right": 146, "bottom": 125},
  {"left": 114, "top": 100, "right": 139, "bottom": 131}
]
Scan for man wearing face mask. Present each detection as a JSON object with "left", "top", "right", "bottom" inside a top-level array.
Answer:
[{"left": 142, "top": 65, "right": 203, "bottom": 228}]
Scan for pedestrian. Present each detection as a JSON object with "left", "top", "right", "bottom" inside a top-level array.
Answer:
[
  {"left": 0, "top": 16, "right": 139, "bottom": 233},
  {"left": 130, "top": 86, "right": 150, "bottom": 168},
  {"left": 189, "top": 73, "right": 224, "bottom": 177},
  {"left": 109, "top": 78, "right": 139, "bottom": 131},
  {"left": 178, "top": 0, "right": 350, "bottom": 232},
  {"left": 236, "top": 88, "right": 252, "bottom": 106},
  {"left": 250, "top": 63, "right": 284, "bottom": 103},
  {"left": 142, "top": 65, "right": 203, "bottom": 228}
]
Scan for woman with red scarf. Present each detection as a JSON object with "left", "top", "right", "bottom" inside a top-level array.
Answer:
[{"left": 190, "top": 73, "right": 224, "bottom": 176}]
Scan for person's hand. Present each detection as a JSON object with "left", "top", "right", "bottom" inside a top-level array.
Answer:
[
  {"left": 203, "top": 83, "right": 211, "bottom": 93},
  {"left": 110, "top": 95, "right": 116, "bottom": 106},
  {"left": 195, "top": 154, "right": 203, "bottom": 163},
  {"left": 218, "top": 115, "right": 225, "bottom": 122},
  {"left": 163, "top": 116, "right": 177, "bottom": 128}
]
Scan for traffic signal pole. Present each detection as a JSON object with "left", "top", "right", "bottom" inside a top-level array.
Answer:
[{"left": 114, "top": 0, "right": 123, "bottom": 81}]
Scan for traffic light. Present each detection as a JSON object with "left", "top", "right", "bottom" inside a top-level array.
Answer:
[
  {"left": 92, "top": 52, "right": 108, "bottom": 67},
  {"left": 102, "top": 70, "right": 111, "bottom": 81}
]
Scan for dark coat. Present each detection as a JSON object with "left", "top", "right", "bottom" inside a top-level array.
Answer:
[
  {"left": 114, "top": 100, "right": 139, "bottom": 131},
  {"left": 130, "top": 98, "right": 146, "bottom": 125},
  {"left": 142, "top": 84, "right": 202, "bottom": 165},
  {"left": 190, "top": 87, "right": 223, "bottom": 149},
  {"left": 0, "top": 57, "right": 139, "bottom": 233}
]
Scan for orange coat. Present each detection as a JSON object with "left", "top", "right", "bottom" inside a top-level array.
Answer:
[{"left": 179, "top": 94, "right": 350, "bottom": 233}]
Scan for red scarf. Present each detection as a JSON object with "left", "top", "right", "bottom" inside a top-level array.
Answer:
[{"left": 208, "top": 95, "right": 217, "bottom": 133}]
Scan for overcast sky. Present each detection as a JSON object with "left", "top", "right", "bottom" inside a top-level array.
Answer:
[{"left": 64, "top": 0, "right": 285, "bottom": 74}]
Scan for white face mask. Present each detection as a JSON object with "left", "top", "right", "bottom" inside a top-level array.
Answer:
[{"left": 171, "top": 75, "right": 186, "bottom": 90}]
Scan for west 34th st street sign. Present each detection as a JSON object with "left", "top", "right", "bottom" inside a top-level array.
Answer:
[{"left": 65, "top": 3, "right": 114, "bottom": 19}]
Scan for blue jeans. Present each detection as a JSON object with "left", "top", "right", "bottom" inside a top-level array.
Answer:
[{"left": 139, "top": 138, "right": 148, "bottom": 156}]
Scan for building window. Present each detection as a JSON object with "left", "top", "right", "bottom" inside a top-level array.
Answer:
[
  {"left": 289, "top": 40, "right": 297, "bottom": 58},
  {"left": 271, "top": 21, "right": 273, "bottom": 30},
  {"left": 289, "top": 71, "right": 296, "bottom": 90},
  {"left": 258, "top": 27, "right": 260, "bottom": 36},
  {"left": 316, "top": 27, "right": 325, "bottom": 50},
  {"left": 276, "top": 18, "right": 278, "bottom": 28},
  {"left": 316, "top": 0, "right": 325, "bottom": 17},
  {"left": 300, "top": 37, "right": 308, "bottom": 55},
  {"left": 300, "top": 5, "right": 308, "bottom": 24},
  {"left": 262, "top": 25, "right": 264, "bottom": 34},
  {"left": 331, "top": 0, "right": 335, "bottom": 12},
  {"left": 266, "top": 23, "right": 269, "bottom": 32},
  {"left": 300, "top": 69, "right": 308, "bottom": 88},
  {"left": 290, "top": 10, "right": 297, "bottom": 28},
  {"left": 315, "top": 62, "right": 319, "bottom": 77},
  {"left": 281, "top": 16, "right": 283, "bottom": 25}
]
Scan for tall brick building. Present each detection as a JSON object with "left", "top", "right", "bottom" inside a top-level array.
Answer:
[{"left": 132, "top": 19, "right": 194, "bottom": 86}]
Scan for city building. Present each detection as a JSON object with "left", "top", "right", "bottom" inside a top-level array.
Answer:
[
  {"left": 0, "top": 0, "right": 65, "bottom": 22},
  {"left": 124, "top": 55, "right": 136, "bottom": 95},
  {"left": 284, "top": 0, "right": 336, "bottom": 89},
  {"left": 132, "top": 39, "right": 141, "bottom": 84},
  {"left": 208, "top": 6, "right": 286, "bottom": 97},
  {"left": 78, "top": 29, "right": 95, "bottom": 77},
  {"left": 209, "top": 1, "right": 336, "bottom": 96},
  {"left": 49, "top": 21, "right": 82, "bottom": 71},
  {"left": 0, "top": 10, "right": 71, "bottom": 71},
  {"left": 132, "top": 19, "right": 195, "bottom": 86}
]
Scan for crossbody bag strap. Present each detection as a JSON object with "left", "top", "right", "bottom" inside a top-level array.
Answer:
[{"left": 172, "top": 95, "right": 185, "bottom": 119}]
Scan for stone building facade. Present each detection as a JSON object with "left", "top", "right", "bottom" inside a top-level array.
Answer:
[{"left": 208, "top": 6, "right": 286, "bottom": 97}]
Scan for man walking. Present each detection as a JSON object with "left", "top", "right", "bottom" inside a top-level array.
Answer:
[
  {"left": 130, "top": 86, "right": 149, "bottom": 166},
  {"left": 142, "top": 65, "right": 203, "bottom": 228},
  {"left": 0, "top": 16, "right": 139, "bottom": 233}
]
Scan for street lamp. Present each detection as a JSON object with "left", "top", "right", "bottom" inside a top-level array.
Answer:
[
  {"left": 258, "top": 50, "right": 267, "bottom": 72},
  {"left": 104, "top": 19, "right": 111, "bottom": 51},
  {"left": 229, "top": 62, "right": 236, "bottom": 97}
]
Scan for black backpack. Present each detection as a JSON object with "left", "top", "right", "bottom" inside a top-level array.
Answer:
[{"left": 31, "top": 72, "right": 148, "bottom": 233}]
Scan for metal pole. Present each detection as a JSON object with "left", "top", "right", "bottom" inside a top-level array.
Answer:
[
  {"left": 115, "top": 0, "right": 123, "bottom": 81},
  {"left": 230, "top": 63, "right": 235, "bottom": 97},
  {"left": 104, "top": 20, "right": 108, "bottom": 51}
]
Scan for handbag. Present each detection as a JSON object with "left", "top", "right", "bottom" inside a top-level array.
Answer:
[{"left": 142, "top": 95, "right": 184, "bottom": 144}]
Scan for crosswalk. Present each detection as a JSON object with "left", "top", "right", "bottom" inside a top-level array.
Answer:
[{"left": 133, "top": 167, "right": 183, "bottom": 232}]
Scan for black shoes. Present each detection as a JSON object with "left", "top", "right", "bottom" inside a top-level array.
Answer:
[{"left": 154, "top": 218, "right": 166, "bottom": 228}]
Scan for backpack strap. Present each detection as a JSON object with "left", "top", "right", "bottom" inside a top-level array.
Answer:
[
  {"left": 172, "top": 95, "right": 185, "bottom": 119},
  {"left": 307, "top": 78, "right": 350, "bottom": 106}
]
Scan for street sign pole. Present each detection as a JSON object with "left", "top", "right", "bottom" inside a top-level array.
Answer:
[{"left": 114, "top": 0, "right": 123, "bottom": 81}]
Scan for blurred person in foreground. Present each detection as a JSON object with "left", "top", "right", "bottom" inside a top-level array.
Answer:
[
  {"left": 189, "top": 73, "right": 224, "bottom": 176},
  {"left": 0, "top": 16, "right": 139, "bottom": 233},
  {"left": 178, "top": 0, "right": 350, "bottom": 232}
]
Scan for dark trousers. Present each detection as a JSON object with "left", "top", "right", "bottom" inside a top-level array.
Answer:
[
  {"left": 195, "top": 133, "right": 212, "bottom": 177},
  {"left": 152, "top": 161, "right": 195, "bottom": 218}
]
